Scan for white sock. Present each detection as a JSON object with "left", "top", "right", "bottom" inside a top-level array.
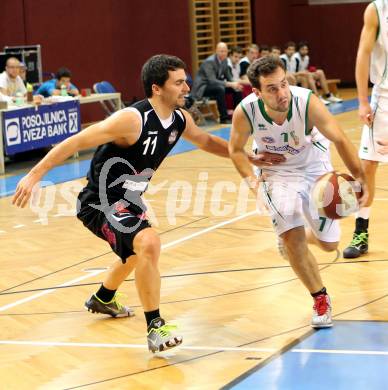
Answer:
[{"left": 356, "top": 207, "right": 371, "bottom": 220}]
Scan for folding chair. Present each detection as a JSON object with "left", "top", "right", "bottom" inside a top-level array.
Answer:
[{"left": 93, "top": 81, "right": 125, "bottom": 116}]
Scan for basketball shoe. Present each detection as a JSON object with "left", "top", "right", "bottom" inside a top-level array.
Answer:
[
  {"left": 85, "top": 293, "right": 134, "bottom": 317},
  {"left": 311, "top": 293, "right": 332, "bottom": 328},
  {"left": 343, "top": 231, "right": 368, "bottom": 258},
  {"left": 147, "top": 317, "right": 183, "bottom": 353}
]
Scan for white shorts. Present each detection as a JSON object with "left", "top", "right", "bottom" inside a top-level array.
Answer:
[
  {"left": 359, "top": 86, "right": 388, "bottom": 162},
  {"left": 260, "top": 169, "right": 340, "bottom": 243}
]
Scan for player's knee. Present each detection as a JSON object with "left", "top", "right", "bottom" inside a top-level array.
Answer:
[
  {"left": 133, "top": 229, "right": 161, "bottom": 259},
  {"left": 319, "top": 241, "right": 338, "bottom": 252}
]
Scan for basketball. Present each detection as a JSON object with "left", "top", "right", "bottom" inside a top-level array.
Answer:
[{"left": 311, "top": 171, "right": 362, "bottom": 220}]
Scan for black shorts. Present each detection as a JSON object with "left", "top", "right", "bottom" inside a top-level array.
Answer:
[{"left": 77, "top": 189, "right": 151, "bottom": 263}]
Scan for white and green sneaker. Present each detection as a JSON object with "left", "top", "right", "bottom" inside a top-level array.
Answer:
[
  {"left": 147, "top": 317, "right": 182, "bottom": 353},
  {"left": 85, "top": 293, "right": 135, "bottom": 318}
]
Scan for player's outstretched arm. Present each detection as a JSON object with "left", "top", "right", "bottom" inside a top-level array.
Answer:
[
  {"left": 181, "top": 110, "right": 229, "bottom": 157},
  {"left": 12, "top": 110, "right": 141, "bottom": 208}
]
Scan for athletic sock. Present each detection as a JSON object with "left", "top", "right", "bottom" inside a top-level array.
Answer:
[
  {"left": 311, "top": 287, "right": 327, "bottom": 297},
  {"left": 95, "top": 284, "right": 116, "bottom": 303},
  {"left": 356, "top": 206, "right": 371, "bottom": 220},
  {"left": 355, "top": 217, "right": 369, "bottom": 234},
  {"left": 145, "top": 309, "right": 161, "bottom": 327}
]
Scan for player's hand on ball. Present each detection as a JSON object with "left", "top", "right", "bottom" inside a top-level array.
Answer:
[{"left": 248, "top": 152, "right": 286, "bottom": 166}]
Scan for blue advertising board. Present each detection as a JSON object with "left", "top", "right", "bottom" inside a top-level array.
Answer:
[{"left": 3, "top": 100, "right": 81, "bottom": 155}]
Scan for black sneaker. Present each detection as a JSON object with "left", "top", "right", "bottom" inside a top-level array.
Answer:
[
  {"left": 85, "top": 293, "right": 135, "bottom": 317},
  {"left": 147, "top": 317, "right": 182, "bottom": 353},
  {"left": 343, "top": 231, "right": 369, "bottom": 258}
]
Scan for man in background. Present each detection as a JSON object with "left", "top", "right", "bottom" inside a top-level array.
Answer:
[
  {"left": 192, "top": 42, "right": 243, "bottom": 123},
  {"left": 0, "top": 57, "right": 27, "bottom": 97},
  {"left": 36, "top": 67, "right": 79, "bottom": 97}
]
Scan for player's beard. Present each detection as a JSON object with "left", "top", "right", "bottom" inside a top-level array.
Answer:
[
  {"left": 175, "top": 95, "right": 186, "bottom": 109},
  {"left": 264, "top": 97, "right": 290, "bottom": 113}
]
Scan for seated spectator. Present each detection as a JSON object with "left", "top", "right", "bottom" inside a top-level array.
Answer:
[
  {"left": 294, "top": 41, "right": 342, "bottom": 104},
  {"left": 270, "top": 45, "right": 281, "bottom": 56},
  {"left": 227, "top": 46, "right": 250, "bottom": 85},
  {"left": 279, "top": 41, "right": 309, "bottom": 88},
  {"left": 36, "top": 67, "right": 79, "bottom": 97},
  {"left": 18, "top": 62, "right": 33, "bottom": 91},
  {"left": 240, "top": 44, "right": 259, "bottom": 81},
  {"left": 0, "top": 57, "right": 27, "bottom": 97},
  {"left": 227, "top": 46, "right": 243, "bottom": 82},
  {"left": 259, "top": 44, "right": 270, "bottom": 58},
  {"left": 191, "top": 42, "right": 243, "bottom": 123}
]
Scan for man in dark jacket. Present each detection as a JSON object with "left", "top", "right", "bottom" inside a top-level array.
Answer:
[{"left": 191, "top": 42, "right": 243, "bottom": 123}]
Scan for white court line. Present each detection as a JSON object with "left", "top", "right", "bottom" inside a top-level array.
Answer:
[
  {"left": 0, "top": 270, "right": 104, "bottom": 312},
  {"left": 13, "top": 224, "right": 25, "bottom": 229},
  {"left": 0, "top": 211, "right": 258, "bottom": 312},
  {"left": 0, "top": 340, "right": 387, "bottom": 356},
  {"left": 161, "top": 210, "right": 257, "bottom": 250}
]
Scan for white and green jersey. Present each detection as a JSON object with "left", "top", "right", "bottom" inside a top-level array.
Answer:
[
  {"left": 241, "top": 86, "right": 330, "bottom": 175},
  {"left": 370, "top": 0, "right": 388, "bottom": 89}
]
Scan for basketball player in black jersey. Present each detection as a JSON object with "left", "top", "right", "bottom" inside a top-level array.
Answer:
[{"left": 12, "top": 55, "right": 234, "bottom": 353}]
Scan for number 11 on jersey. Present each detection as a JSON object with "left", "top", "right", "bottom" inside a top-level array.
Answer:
[{"left": 143, "top": 137, "right": 157, "bottom": 155}]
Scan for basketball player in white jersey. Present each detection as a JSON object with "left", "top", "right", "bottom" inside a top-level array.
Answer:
[
  {"left": 229, "top": 56, "right": 368, "bottom": 328},
  {"left": 344, "top": 0, "right": 388, "bottom": 258}
]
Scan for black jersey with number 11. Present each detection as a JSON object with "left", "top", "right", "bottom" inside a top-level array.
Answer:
[{"left": 82, "top": 99, "right": 186, "bottom": 212}]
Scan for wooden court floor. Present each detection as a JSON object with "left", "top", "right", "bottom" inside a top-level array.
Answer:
[{"left": 1, "top": 94, "right": 387, "bottom": 389}]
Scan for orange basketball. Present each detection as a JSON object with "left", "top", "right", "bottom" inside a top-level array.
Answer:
[{"left": 311, "top": 172, "right": 362, "bottom": 220}]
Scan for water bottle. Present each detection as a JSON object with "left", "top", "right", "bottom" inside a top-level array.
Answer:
[
  {"left": 15, "top": 92, "right": 24, "bottom": 106},
  {"left": 60, "top": 84, "right": 68, "bottom": 96}
]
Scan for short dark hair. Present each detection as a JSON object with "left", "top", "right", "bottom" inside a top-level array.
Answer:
[
  {"left": 229, "top": 46, "right": 243, "bottom": 55},
  {"left": 284, "top": 41, "right": 296, "bottom": 50},
  {"left": 141, "top": 54, "right": 186, "bottom": 98},
  {"left": 298, "top": 41, "right": 309, "bottom": 50},
  {"left": 56, "top": 67, "right": 72, "bottom": 79},
  {"left": 259, "top": 44, "right": 270, "bottom": 53},
  {"left": 247, "top": 55, "right": 285, "bottom": 89}
]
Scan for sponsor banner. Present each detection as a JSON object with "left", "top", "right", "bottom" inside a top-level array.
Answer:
[{"left": 3, "top": 100, "right": 81, "bottom": 155}]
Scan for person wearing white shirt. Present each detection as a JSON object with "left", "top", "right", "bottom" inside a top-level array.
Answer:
[
  {"left": 280, "top": 41, "right": 309, "bottom": 88},
  {"left": 0, "top": 57, "right": 27, "bottom": 97},
  {"left": 293, "top": 42, "right": 342, "bottom": 105},
  {"left": 227, "top": 46, "right": 250, "bottom": 88}
]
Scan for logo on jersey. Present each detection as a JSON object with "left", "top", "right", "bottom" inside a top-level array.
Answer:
[
  {"left": 168, "top": 129, "right": 178, "bottom": 144},
  {"left": 261, "top": 136, "right": 275, "bottom": 144},
  {"left": 266, "top": 144, "right": 306, "bottom": 155},
  {"left": 258, "top": 124, "right": 267, "bottom": 131},
  {"left": 290, "top": 131, "right": 300, "bottom": 146}
]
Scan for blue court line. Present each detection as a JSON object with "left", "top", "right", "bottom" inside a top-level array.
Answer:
[
  {"left": 225, "top": 320, "right": 388, "bottom": 390},
  {"left": 0, "top": 98, "right": 359, "bottom": 198}
]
